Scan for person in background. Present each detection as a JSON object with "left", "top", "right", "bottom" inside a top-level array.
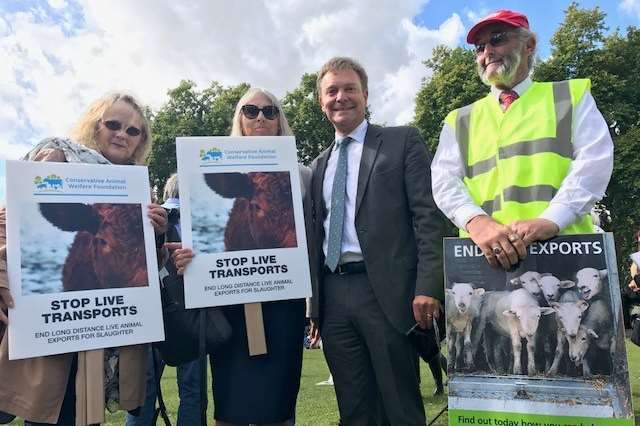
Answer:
[
  {"left": 126, "top": 173, "right": 202, "bottom": 425},
  {"left": 432, "top": 9, "right": 613, "bottom": 268},
  {"left": 628, "top": 231, "right": 640, "bottom": 294},
  {"left": 170, "top": 87, "right": 311, "bottom": 426},
  {"left": 0, "top": 93, "right": 167, "bottom": 425}
]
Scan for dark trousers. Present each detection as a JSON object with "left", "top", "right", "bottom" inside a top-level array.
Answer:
[
  {"left": 25, "top": 355, "right": 77, "bottom": 426},
  {"left": 321, "top": 272, "right": 425, "bottom": 426}
]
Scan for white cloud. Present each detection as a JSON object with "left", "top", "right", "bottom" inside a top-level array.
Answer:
[
  {"left": 620, "top": 0, "right": 640, "bottom": 18},
  {"left": 464, "top": 6, "right": 490, "bottom": 24},
  {"left": 0, "top": 0, "right": 465, "bottom": 158},
  {"left": 48, "top": 0, "right": 68, "bottom": 9}
]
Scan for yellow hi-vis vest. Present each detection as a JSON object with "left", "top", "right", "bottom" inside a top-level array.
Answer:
[{"left": 444, "top": 79, "right": 594, "bottom": 237}]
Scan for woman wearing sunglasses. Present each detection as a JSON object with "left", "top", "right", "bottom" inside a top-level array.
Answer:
[
  {"left": 171, "top": 87, "right": 309, "bottom": 426},
  {"left": 0, "top": 93, "right": 167, "bottom": 425}
]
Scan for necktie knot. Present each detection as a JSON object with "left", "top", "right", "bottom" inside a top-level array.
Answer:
[
  {"left": 499, "top": 90, "right": 519, "bottom": 111},
  {"left": 337, "top": 136, "right": 352, "bottom": 148}
]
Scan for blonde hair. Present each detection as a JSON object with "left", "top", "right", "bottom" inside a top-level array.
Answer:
[
  {"left": 316, "top": 57, "right": 368, "bottom": 98},
  {"left": 230, "top": 88, "right": 293, "bottom": 137},
  {"left": 70, "top": 93, "right": 152, "bottom": 165},
  {"left": 163, "top": 173, "right": 179, "bottom": 201}
]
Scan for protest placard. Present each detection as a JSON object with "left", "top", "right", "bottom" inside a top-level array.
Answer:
[
  {"left": 444, "top": 234, "right": 634, "bottom": 425},
  {"left": 176, "top": 136, "right": 312, "bottom": 309},
  {"left": 5, "top": 161, "right": 164, "bottom": 359}
]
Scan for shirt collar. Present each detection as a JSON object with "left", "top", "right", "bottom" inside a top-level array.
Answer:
[
  {"left": 490, "top": 76, "right": 533, "bottom": 101},
  {"left": 333, "top": 119, "right": 368, "bottom": 150}
]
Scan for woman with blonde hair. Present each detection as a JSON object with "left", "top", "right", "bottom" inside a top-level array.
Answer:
[
  {"left": 0, "top": 92, "right": 166, "bottom": 425},
  {"left": 171, "top": 87, "right": 311, "bottom": 426}
]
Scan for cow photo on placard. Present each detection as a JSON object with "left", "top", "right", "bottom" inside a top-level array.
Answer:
[
  {"left": 444, "top": 233, "right": 633, "bottom": 419},
  {"left": 190, "top": 171, "right": 298, "bottom": 254},
  {"left": 20, "top": 201, "right": 149, "bottom": 295}
]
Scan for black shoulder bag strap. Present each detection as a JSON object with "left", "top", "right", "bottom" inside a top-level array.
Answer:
[
  {"left": 152, "top": 348, "right": 172, "bottom": 426},
  {"left": 153, "top": 220, "right": 175, "bottom": 426},
  {"left": 160, "top": 220, "right": 209, "bottom": 425},
  {"left": 199, "top": 309, "right": 208, "bottom": 425}
]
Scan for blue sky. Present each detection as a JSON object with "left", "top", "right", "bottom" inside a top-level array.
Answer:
[
  {"left": 0, "top": 0, "right": 638, "bottom": 205},
  {"left": 416, "top": 0, "right": 638, "bottom": 58}
]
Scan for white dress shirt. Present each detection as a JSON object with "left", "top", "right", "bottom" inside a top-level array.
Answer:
[
  {"left": 431, "top": 77, "right": 614, "bottom": 231},
  {"left": 322, "top": 119, "right": 368, "bottom": 263}
]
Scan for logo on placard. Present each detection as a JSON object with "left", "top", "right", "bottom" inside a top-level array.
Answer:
[
  {"left": 34, "top": 174, "right": 63, "bottom": 192},
  {"left": 200, "top": 148, "right": 223, "bottom": 162}
]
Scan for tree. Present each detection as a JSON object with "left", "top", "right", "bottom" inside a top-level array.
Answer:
[
  {"left": 147, "top": 80, "right": 249, "bottom": 190},
  {"left": 534, "top": 2, "right": 607, "bottom": 82},
  {"left": 281, "top": 73, "right": 335, "bottom": 165},
  {"left": 533, "top": 4, "right": 640, "bottom": 265},
  {"left": 413, "top": 46, "right": 486, "bottom": 152}
]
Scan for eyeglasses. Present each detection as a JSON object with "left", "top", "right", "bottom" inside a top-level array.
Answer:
[
  {"left": 102, "top": 120, "right": 142, "bottom": 137},
  {"left": 474, "top": 31, "right": 511, "bottom": 54},
  {"left": 241, "top": 104, "right": 279, "bottom": 120}
]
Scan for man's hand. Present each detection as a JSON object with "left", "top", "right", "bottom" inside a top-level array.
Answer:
[
  {"left": 309, "top": 318, "right": 321, "bottom": 347},
  {"left": 0, "top": 288, "right": 14, "bottom": 325},
  {"left": 509, "top": 218, "right": 560, "bottom": 246},
  {"left": 165, "top": 242, "right": 195, "bottom": 275},
  {"left": 413, "top": 295, "right": 441, "bottom": 330},
  {"left": 466, "top": 215, "right": 526, "bottom": 269}
]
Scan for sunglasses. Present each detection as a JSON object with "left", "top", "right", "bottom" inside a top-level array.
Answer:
[
  {"left": 241, "top": 104, "right": 279, "bottom": 120},
  {"left": 102, "top": 120, "right": 142, "bottom": 137},
  {"left": 474, "top": 31, "right": 511, "bottom": 54}
]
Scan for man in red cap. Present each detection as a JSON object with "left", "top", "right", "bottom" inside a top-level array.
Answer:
[{"left": 431, "top": 9, "right": 613, "bottom": 269}]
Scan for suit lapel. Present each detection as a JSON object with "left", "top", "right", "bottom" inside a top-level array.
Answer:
[
  {"left": 355, "top": 124, "right": 382, "bottom": 217},
  {"left": 315, "top": 143, "right": 334, "bottom": 219}
]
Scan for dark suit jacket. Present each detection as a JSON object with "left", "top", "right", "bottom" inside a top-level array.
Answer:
[{"left": 309, "top": 123, "right": 444, "bottom": 334}]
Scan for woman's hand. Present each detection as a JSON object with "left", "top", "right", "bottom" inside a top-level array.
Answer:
[
  {"left": 165, "top": 242, "right": 195, "bottom": 275},
  {"left": 0, "top": 288, "right": 14, "bottom": 325},
  {"left": 148, "top": 204, "right": 168, "bottom": 235}
]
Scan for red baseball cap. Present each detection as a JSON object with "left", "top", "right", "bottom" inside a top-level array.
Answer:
[{"left": 466, "top": 10, "right": 529, "bottom": 44}]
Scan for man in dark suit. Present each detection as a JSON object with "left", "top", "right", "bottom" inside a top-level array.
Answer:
[{"left": 308, "top": 56, "right": 444, "bottom": 425}]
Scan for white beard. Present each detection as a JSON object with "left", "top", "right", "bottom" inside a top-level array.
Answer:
[{"left": 478, "top": 49, "right": 522, "bottom": 87}]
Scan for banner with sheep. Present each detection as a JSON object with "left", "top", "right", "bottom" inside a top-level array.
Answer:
[
  {"left": 5, "top": 161, "right": 164, "bottom": 360},
  {"left": 176, "top": 136, "right": 311, "bottom": 309},
  {"left": 444, "top": 234, "right": 634, "bottom": 426}
]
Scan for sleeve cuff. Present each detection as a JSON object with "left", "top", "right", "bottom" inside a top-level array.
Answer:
[
  {"left": 453, "top": 205, "right": 488, "bottom": 231},
  {"left": 539, "top": 204, "right": 577, "bottom": 231}
]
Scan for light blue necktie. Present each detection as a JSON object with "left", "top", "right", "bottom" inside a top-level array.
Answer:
[{"left": 325, "top": 137, "right": 352, "bottom": 272}]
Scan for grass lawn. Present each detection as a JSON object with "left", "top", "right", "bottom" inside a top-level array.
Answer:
[{"left": 7, "top": 341, "right": 640, "bottom": 425}]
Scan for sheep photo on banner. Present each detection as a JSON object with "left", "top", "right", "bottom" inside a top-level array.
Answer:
[
  {"left": 5, "top": 161, "right": 164, "bottom": 360},
  {"left": 444, "top": 234, "right": 634, "bottom": 425},
  {"left": 175, "top": 136, "right": 311, "bottom": 310}
]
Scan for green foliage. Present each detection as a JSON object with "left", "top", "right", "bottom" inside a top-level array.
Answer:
[
  {"left": 534, "top": 2, "right": 607, "bottom": 81},
  {"left": 413, "top": 46, "right": 486, "bottom": 152},
  {"left": 604, "top": 125, "right": 640, "bottom": 261},
  {"left": 282, "top": 73, "right": 334, "bottom": 165},
  {"left": 147, "top": 80, "right": 249, "bottom": 192}
]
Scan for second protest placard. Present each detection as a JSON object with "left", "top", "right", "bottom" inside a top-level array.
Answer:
[
  {"left": 176, "top": 136, "right": 311, "bottom": 308},
  {"left": 444, "top": 233, "right": 634, "bottom": 425}
]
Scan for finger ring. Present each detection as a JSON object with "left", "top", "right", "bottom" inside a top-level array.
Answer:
[
  {"left": 492, "top": 246, "right": 502, "bottom": 255},
  {"left": 508, "top": 234, "right": 520, "bottom": 242}
]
